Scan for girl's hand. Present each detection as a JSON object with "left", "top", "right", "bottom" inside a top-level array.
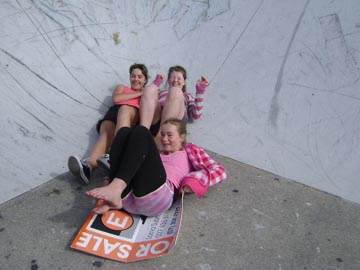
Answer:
[
  {"left": 196, "top": 76, "right": 208, "bottom": 93},
  {"left": 182, "top": 186, "right": 194, "bottom": 194},
  {"left": 153, "top": 74, "right": 164, "bottom": 87}
]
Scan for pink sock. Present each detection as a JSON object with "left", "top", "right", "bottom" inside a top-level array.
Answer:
[
  {"left": 196, "top": 83, "right": 208, "bottom": 94},
  {"left": 153, "top": 74, "right": 164, "bottom": 87}
]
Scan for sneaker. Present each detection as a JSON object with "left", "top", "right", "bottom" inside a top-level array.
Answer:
[
  {"left": 67, "top": 155, "right": 91, "bottom": 185},
  {"left": 96, "top": 154, "right": 110, "bottom": 171}
]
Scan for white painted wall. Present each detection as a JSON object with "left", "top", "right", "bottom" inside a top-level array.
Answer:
[{"left": 0, "top": 0, "right": 359, "bottom": 204}]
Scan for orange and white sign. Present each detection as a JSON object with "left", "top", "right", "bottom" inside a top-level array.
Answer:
[
  {"left": 101, "top": 210, "right": 134, "bottom": 231},
  {"left": 71, "top": 196, "right": 183, "bottom": 262}
]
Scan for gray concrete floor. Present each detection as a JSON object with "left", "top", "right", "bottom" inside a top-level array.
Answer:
[{"left": 1, "top": 152, "right": 359, "bottom": 270}]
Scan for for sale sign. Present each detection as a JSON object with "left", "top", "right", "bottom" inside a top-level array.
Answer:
[{"left": 71, "top": 196, "right": 183, "bottom": 262}]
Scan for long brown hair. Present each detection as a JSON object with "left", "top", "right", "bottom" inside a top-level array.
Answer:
[
  {"left": 167, "top": 65, "right": 187, "bottom": 92},
  {"left": 129, "top": 63, "right": 149, "bottom": 85},
  {"left": 162, "top": 118, "right": 187, "bottom": 147}
]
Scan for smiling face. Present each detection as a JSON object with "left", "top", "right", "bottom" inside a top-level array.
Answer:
[
  {"left": 160, "top": 122, "right": 186, "bottom": 154},
  {"left": 130, "top": 68, "right": 147, "bottom": 91},
  {"left": 168, "top": 71, "right": 186, "bottom": 89}
]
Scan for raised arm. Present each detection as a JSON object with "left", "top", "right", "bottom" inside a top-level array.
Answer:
[
  {"left": 112, "top": 84, "right": 142, "bottom": 104},
  {"left": 187, "top": 76, "right": 209, "bottom": 120},
  {"left": 180, "top": 142, "right": 226, "bottom": 197}
]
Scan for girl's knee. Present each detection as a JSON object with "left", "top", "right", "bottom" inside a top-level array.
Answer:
[
  {"left": 134, "top": 125, "right": 149, "bottom": 133},
  {"left": 167, "top": 86, "right": 183, "bottom": 99},
  {"left": 99, "top": 122, "right": 115, "bottom": 137},
  {"left": 132, "top": 125, "right": 151, "bottom": 140},
  {"left": 142, "top": 85, "right": 158, "bottom": 99}
]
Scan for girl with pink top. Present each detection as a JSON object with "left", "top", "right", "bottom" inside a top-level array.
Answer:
[
  {"left": 86, "top": 118, "right": 226, "bottom": 217},
  {"left": 68, "top": 63, "right": 149, "bottom": 185}
]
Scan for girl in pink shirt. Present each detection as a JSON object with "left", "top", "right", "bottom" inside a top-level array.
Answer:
[
  {"left": 86, "top": 118, "right": 226, "bottom": 217},
  {"left": 68, "top": 63, "right": 148, "bottom": 185}
]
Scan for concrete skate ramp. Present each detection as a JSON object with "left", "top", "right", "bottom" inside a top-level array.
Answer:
[{"left": 0, "top": 0, "right": 359, "bottom": 204}]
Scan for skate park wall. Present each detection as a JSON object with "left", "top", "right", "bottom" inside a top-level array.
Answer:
[{"left": 0, "top": 0, "right": 359, "bottom": 204}]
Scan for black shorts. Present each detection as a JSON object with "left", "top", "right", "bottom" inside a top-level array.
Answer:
[{"left": 96, "top": 104, "right": 138, "bottom": 133}]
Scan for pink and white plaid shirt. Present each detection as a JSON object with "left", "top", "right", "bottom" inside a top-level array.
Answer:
[
  {"left": 180, "top": 143, "right": 227, "bottom": 197},
  {"left": 123, "top": 142, "right": 226, "bottom": 216}
]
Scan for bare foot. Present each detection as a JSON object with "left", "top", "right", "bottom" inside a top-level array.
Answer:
[
  {"left": 92, "top": 203, "right": 111, "bottom": 214},
  {"left": 86, "top": 178, "right": 127, "bottom": 214}
]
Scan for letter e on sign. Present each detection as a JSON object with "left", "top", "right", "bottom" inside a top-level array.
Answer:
[{"left": 101, "top": 210, "right": 134, "bottom": 231}]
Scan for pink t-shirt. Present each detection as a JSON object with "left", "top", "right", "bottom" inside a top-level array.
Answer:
[
  {"left": 160, "top": 150, "right": 192, "bottom": 188},
  {"left": 114, "top": 86, "right": 141, "bottom": 109}
]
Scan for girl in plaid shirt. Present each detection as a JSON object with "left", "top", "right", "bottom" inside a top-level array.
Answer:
[{"left": 86, "top": 118, "right": 226, "bottom": 217}]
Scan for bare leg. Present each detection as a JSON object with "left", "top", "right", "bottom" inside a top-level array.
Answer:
[
  {"left": 88, "top": 120, "right": 115, "bottom": 168},
  {"left": 86, "top": 178, "right": 127, "bottom": 214},
  {"left": 161, "top": 86, "right": 185, "bottom": 123},
  {"left": 115, "top": 105, "right": 139, "bottom": 132},
  {"left": 139, "top": 84, "right": 161, "bottom": 129}
]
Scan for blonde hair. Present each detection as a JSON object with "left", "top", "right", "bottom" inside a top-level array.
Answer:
[{"left": 162, "top": 118, "right": 187, "bottom": 146}]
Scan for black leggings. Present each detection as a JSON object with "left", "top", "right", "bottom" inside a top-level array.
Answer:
[{"left": 109, "top": 126, "right": 167, "bottom": 198}]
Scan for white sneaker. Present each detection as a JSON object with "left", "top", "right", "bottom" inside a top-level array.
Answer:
[{"left": 96, "top": 154, "right": 110, "bottom": 171}]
